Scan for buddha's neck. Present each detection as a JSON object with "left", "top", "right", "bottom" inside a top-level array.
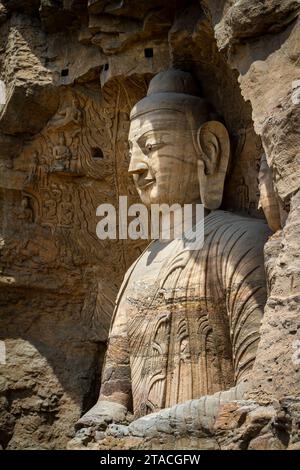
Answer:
[{"left": 156, "top": 199, "right": 210, "bottom": 241}]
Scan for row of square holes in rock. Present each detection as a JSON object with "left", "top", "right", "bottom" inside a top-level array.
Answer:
[{"left": 60, "top": 48, "right": 154, "bottom": 77}]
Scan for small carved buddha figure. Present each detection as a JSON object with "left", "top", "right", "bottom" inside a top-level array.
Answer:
[
  {"left": 52, "top": 134, "right": 71, "bottom": 171},
  {"left": 237, "top": 176, "right": 249, "bottom": 212},
  {"left": 18, "top": 197, "right": 33, "bottom": 223},
  {"left": 48, "top": 96, "right": 82, "bottom": 130},
  {"left": 77, "top": 69, "right": 270, "bottom": 437}
]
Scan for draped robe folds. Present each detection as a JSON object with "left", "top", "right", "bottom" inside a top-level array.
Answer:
[{"left": 99, "top": 211, "right": 270, "bottom": 419}]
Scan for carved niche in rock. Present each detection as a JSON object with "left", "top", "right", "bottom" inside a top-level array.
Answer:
[{"left": 75, "top": 69, "right": 271, "bottom": 440}]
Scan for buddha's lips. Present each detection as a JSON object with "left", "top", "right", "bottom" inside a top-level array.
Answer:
[{"left": 136, "top": 178, "right": 155, "bottom": 189}]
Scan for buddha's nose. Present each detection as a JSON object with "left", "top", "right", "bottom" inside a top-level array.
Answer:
[{"left": 128, "top": 154, "right": 148, "bottom": 176}]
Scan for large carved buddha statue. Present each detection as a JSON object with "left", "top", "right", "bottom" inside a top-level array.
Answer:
[{"left": 77, "top": 69, "right": 270, "bottom": 438}]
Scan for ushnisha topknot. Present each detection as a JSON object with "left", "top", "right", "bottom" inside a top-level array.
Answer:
[
  {"left": 130, "top": 68, "right": 209, "bottom": 121},
  {"left": 146, "top": 69, "right": 200, "bottom": 97}
]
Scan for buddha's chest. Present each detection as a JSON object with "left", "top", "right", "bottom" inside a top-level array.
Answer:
[
  {"left": 124, "top": 239, "right": 203, "bottom": 310},
  {"left": 123, "top": 240, "right": 224, "bottom": 366},
  {"left": 119, "top": 238, "right": 234, "bottom": 415}
]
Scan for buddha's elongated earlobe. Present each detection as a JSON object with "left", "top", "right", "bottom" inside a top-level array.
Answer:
[{"left": 196, "top": 121, "right": 230, "bottom": 210}]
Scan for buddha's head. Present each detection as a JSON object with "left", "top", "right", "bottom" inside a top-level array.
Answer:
[{"left": 128, "top": 69, "right": 230, "bottom": 208}]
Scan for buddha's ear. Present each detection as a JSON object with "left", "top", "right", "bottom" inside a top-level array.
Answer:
[{"left": 196, "top": 121, "right": 230, "bottom": 210}]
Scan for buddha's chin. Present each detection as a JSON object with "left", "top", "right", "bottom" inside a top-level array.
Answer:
[{"left": 138, "top": 184, "right": 158, "bottom": 206}]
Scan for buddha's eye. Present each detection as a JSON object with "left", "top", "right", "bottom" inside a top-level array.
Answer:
[
  {"left": 145, "top": 143, "right": 153, "bottom": 152},
  {"left": 143, "top": 141, "right": 164, "bottom": 154}
]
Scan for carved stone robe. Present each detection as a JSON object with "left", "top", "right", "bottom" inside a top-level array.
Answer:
[{"left": 99, "top": 211, "right": 270, "bottom": 418}]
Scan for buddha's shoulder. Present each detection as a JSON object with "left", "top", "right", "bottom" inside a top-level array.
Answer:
[
  {"left": 205, "top": 210, "right": 271, "bottom": 249},
  {"left": 207, "top": 210, "right": 270, "bottom": 230}
]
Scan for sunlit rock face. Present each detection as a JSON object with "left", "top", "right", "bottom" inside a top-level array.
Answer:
[{"left": 0, "top": 0, "right": 299, "bottom": 451}]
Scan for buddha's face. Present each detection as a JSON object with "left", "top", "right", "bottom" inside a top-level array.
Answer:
[{"left": 128, "top": 110, "right": 200, "bottom": 207}]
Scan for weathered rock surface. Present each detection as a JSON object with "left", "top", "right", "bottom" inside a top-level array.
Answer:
[
  {"left": 68, "top": 398, "right": 300, "bottom": 450},
  {"left": 0, "top": 0, "right": 299, "bottom": 450}
]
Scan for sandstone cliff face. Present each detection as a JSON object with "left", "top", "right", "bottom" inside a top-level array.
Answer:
[{"left": 0, "top": 0, "right": 299, "bottom": 450}]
